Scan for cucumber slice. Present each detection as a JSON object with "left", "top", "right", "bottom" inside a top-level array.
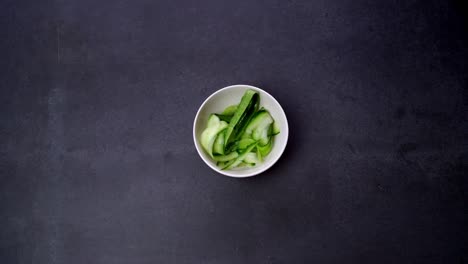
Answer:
[
  {"left": 237, "top": 162, "right": 255, "bottom": 168},
  {"left": 238, "top": 138, "right": 256, "bottom": 150},
  {"left": 213, "top": 151, "right": 238, "bottom": 162},
  {"left": 242, "top": 110, "right": 273, "bottom": 146},
  {"left": 243, "top": 152, "right": 260, "bottom": 164},
  {"left": 216, "top": 161, "right": 229, "bottom": 167},
  {"left": 215, "top": 114, "right": 233, "bottom": 122},
  {"left": 253, "top": 123, "right": 271, "bottom": 146},
  {"left": 271, "top": 121, "right": 280, "bottom": 135},
  {"left": 213, "top": 130, "right": 225, "bottom": 155},
  {"left": 222, "top": 104, "right": 238, "bottom": 115},
  {"left": 222, "top": 142, "right": 257, "bottom": 170},
  {"left": 224, "top": 90, "right": 259, "bottom": 148},
  {"left": 257, "top": 138, "right": 273, "bottom": 157},
  {"left": 214, "top": 105, "right": 238, "bottom": 122},
  {"left": 201, "top": 115, "right": 228, "bottom": 158},
  {"left": 256, "top": 147, "right": 262, "bottom": 162}
]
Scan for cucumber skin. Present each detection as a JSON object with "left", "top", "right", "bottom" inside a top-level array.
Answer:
[{"left": 224, "top": 90, "right": 259, "bottom": 148}]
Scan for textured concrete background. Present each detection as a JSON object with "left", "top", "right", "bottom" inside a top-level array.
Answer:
[{"left": 1, "top": 0, "right": 467, "bottom": 263}]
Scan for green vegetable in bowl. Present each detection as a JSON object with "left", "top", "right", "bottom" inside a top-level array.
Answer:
[{"left": 200, "top": 90, "right": 280, "bottom": 170}]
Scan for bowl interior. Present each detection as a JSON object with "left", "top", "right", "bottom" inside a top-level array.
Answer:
[{"left": 194, "top": 85, "right": 288, "bottom": 177}]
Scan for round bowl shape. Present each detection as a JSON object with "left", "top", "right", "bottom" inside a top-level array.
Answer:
[{"left": 193, "top": 84, "right": 289, "bottom": 178}]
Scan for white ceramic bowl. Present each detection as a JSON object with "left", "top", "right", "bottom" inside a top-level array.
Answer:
[{"left": 193, "top": 84, "right": 289, "bottom": 178}]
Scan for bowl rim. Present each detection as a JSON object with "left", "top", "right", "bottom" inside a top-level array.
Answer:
[{"left": 193, "top": 84, "right": 289, "bottom": 178}]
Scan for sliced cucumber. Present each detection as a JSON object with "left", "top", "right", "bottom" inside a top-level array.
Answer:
[
  {"left": 200, "top": 90, "right": 280, "bottom": 170},
  {"left": 215, "top": 114, "right": 233, "bottom": 122},
  {"left": 242, "top": 110, "right": 273, "bottom": 146},
  {"left": 238, "top": 138, "right": 256, "bottom": 150},
  {"left": 237, "top": 162, "right": 255, "bottom": 168},
  {"left": 271, "top": 121, "right": 280, "bottom": 136},
  {"left": 213, "top": 130, "right": 225, "bottom": 155},
  {"left": 222, "top": 143, "right": 257, "bottom": 170},
  {"left": 213, "top": 151, "right": 238, "bottom": 162},
  {"left": 243, "top": 152, "right": 260, "bottom": 164},
  {"left": 224, "top": 90, "right": 259, "bottom": 148},
  {"left": 222, "top": 104, "right": 238, "bottom": 115},
  {"left": 201, "top": 115, "right": 228, "bottom": 158},
  {"left": 253, "top": 123, "right": 271, "bottom": 146},
  {"left": 256, "top": 147, "right": 262, "bottom": 162},
  {"left": 257, "top": 138, "right": 273, "bottom": 157},
  {"left": 216, "top": 161, "right": 229, "bottom": 167}
]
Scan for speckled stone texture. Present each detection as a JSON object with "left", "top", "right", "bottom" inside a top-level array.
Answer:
[{"left": 1, "top": 0, "right": 467, "bottom": 263}]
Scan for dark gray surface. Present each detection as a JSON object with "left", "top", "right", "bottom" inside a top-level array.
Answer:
[{"left": 1, "top": 0, "right": 467, "bottom": 263}]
